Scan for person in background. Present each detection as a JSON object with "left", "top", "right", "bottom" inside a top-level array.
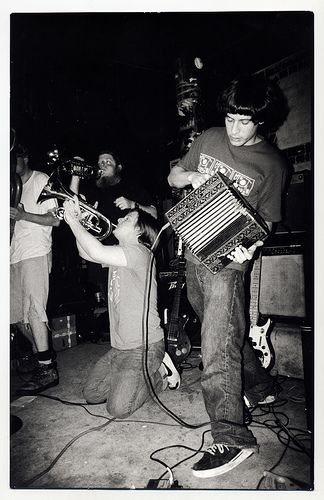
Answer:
[
  {"left": 70, "top": 149, "right": 157, "bottom": 296},
  {"left": 63, "top": 195, "right": 180, "bottom": 417},
  {"left": 168, "top": 75, "right": 288, "bottom": 478},
  {"left": 10, "top": 144, "right": 60, "bottom": 394}
]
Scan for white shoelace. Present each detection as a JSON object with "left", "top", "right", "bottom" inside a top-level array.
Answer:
[{"left": 207, "top": 444, "right": 230, "bottom": 455}]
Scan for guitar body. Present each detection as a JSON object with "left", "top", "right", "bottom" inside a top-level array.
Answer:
[
  {"left": 166, "top": 314, "right": 192, "bottom": 367},
  {"left": 164, "top": 237, "right": 193, "bottom": 368},
  {"left": 249, "top": 318, "right": 274, "bottom": 370},
  {"left": 249, "top": 254, "right": 275, "bottom": 370}
]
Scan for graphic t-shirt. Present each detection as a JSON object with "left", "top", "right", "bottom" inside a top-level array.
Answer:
[
  {"left": 176, "top": 127, "right": 288, "bottom": 270},
  {"left": 108, "top": 244, "right": 164, "bottom": 350}
]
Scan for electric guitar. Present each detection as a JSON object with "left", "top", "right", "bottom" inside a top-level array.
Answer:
[
  {"left": 164, "top": 238, "right": 191, "bottom": 367},
  {"left": 248, "top": 253, "right": 274, "bottom": 370}
]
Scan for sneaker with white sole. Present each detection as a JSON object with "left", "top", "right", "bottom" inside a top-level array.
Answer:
[
  {"left": 160, "top": 352, "right": 181, "bottom": 390},
  {"left": 258, "top": 394, "right": 277, "bottom": 405},
  {"left": 244, "top": 391, "right": 279, "bottom": 409},
  {"left": 192, "top": 443, "right": 254, "bottom": 478}
]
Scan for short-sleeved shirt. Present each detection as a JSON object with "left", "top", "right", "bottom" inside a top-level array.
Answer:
[
  {"left": 10, "top": 170, "right": 57, "bottom": 264},
  {"left": 176, "top": 127, "right": 288, "bottom": 271},
  {"left": 107, "top": 244, "right": 164, "bottom": 350}
]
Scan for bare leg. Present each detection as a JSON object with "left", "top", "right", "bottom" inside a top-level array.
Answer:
[{"left": 28, "top": 317, "right": 49, "bottom": 353}]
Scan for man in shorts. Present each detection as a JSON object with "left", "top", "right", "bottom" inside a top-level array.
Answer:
[{"left": 10, "top": 144, "right": 60, "bottom": 394}]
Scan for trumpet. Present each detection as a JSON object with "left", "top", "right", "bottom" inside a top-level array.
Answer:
[
  {"left": 46, "top": 149, "right": 102, "bottom": 179},
  {"left": 60, "top": 158, "right": 102, "bottom": 179},
  {"left": 37, "top": 166, "right": 115, "bottom": 241}
]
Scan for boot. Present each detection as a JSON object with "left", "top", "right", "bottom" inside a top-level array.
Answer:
[
  {"left": 16, "top": 352, "right": 39, "bottom": 374},
  {"left": 16, "top": 362, "right": 59, "bottom": 395},
  {"left": 16, "top": 349, "right": 57, "bottom": 374}
]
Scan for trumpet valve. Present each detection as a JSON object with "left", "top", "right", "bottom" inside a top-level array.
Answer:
[{"left": 54, "top": 207, "right": 65, "bottom": 220}]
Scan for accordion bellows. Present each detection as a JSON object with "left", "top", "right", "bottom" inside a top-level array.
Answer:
[{"left": 166, "top": 172, "right": 270, "bottom": 274}]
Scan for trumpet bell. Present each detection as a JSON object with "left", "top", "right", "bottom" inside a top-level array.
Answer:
[{"left": 37, "top": 166, "right": 113, "bottom": 241}]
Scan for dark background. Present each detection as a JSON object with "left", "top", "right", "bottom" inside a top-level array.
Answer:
[
  {"left": 9, "top": 10, "right": 314, "bottom": 332},
  {"left": 10, "top": 11, "right": 313, "bottom": 196}
]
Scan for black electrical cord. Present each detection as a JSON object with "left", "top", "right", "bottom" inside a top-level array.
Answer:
[
  {"left": 17, "top": 237, "right": 209, "bottom": 487},
  {"left": 255, "top": 435, "right": 292, "bottom": 490},
  {"left": 20, "top": 417, "right": 116, "bottom": 487},
  {"left": 249, "top": 399, "right": 312, "bottom": 490},
  {"left": 151, "top": 429, "right": 211, "bottom": 481},
  {"left": 145, "top": 393, "right": 312, "bottom": 487},
  {"left": 141, "top": 249, "right": 210, "bottom": 429},
  {"left": 37, "top": 393, "right": 187, "bottom": 427}
]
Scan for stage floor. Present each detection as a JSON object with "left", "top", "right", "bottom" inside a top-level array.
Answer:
[{"left": 9, "top": 342, "right": 313, "bottom": 491}]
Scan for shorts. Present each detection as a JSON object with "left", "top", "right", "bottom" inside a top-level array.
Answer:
[{"left": 10, "top": 253, "right": 52, "bottom": 325}]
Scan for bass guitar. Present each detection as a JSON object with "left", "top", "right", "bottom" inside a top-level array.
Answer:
[
  {"left": 248, "top": 253, "right": 274, "bottom": 370},
  {"left": 164, "top": 238, "right": 191, "bottom": 367}
]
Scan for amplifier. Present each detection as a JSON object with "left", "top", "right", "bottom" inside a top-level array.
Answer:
[
  {"left": 262, "top": 243, "right": 302, "bottom": 256},
  {"left": 276, "top": 170, "right": 311, "bottom": 234},
  {"left": 259, "top": 244, "right": 306, "bottom": 319}
]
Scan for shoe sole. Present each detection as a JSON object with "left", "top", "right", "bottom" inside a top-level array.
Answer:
[
  {"left": 244, "top": 394, "right": 277, "bottom": 408},
  {"left": 162, "top": 353, "right": 181, "bottom": 389},
  {"left": 16, "top": 379, "right": 59, "bottom": 396},
  {"left": 192, "top": 449, "right": 254, "bottom": 478},
  {"left": 258, "top": 395, "right": 276, "bottom": 405}
]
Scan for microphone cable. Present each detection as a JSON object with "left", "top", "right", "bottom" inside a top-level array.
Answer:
[{"left": 141, "top": 242, "right": 210, "bottom": 430}]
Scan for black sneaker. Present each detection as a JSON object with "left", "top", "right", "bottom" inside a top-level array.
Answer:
[
  {"left": 192, "top": 444, "right": 254, "bottom": 478},
  {"left": 16, "top": 363, "right": 59, "bottom": 396}
]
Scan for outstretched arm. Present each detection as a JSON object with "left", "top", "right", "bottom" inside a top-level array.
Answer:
[
  {"left": 63, "top": 197, "right": 127, "bottom": 267},
  {"left": 10, "top": 203, "right": 60, "bottom": 227},
  {"left": 114, "top": 196, "right": 157, "bottom": 218}
]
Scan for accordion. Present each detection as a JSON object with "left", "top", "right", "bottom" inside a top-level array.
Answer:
[{"left": 166, "top": 172, "right": 270, "bottom": 274}]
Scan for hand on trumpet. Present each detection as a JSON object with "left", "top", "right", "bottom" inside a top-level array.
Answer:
[{"left": 63, "top": 195, "right": 82, "bottom": 225}]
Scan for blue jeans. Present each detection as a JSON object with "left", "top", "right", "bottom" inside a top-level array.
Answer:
[
  {"left": 83, "top": 339, "right": 165, "bottom": 418},
  {"left": 186, "top": 260, "right": 274, "bottom": 449}
]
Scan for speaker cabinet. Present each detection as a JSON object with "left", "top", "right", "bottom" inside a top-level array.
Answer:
[
  {"left": 269, "top": 323, "right": 304, "bottom": 379},
  {"left": 276, "top": 170, "right": 311, "bottom": 234},
  {"left": 259, "top": 248, "right": 306, "bottom": 318}
]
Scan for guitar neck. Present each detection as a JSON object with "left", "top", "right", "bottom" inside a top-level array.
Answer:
[{"left": 249, "top": 256, "right": 262, "bottom": 326}]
